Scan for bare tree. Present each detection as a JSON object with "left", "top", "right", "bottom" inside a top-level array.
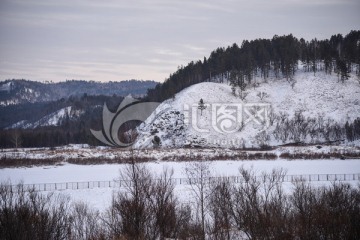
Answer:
[
  {"left": 10, "top": 129, "right": 22, "bottom": 148},
  {"left": 268, "top": 106, "right": 277, "bottom": 126},
  {"left": 184, "top": 161, "right": 212, "bottom": 240},
  {"left": 290, "top": 78, "right": 297, "bottom": 90},
  {"left": 103, "top": 161, "right": 151, "bottom": 239},
  {"left": 209, "top": 179, "right": 233, "bottom": 239},
  {"left": 149, "top": 167, "right": 191, "bottom": 239},
  {"left": 107, "top": 163, "right": 191, "bottom": 240},
  {"left": 69, "top": 202, "right": 105, "bottom": 240}
]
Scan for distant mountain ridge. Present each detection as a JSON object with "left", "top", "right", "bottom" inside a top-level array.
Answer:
[
  {"left": 0, "top": 79, "right": 157, "bottom": 106},
  {"left": 0, "top": 93, "right": 124, "bottom": 129}
]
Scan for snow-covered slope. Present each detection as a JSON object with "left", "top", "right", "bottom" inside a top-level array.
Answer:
[
  {"left": 8, "top": 106, "right": 83, "bottom": 129},
  {"left": 134, "top": 71, "right": 360, "bottom": 149}
]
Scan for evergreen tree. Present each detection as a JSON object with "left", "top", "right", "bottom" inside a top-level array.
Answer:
[
  {"left": 336, "top": 58, "right": 350, "bottom": 82},
  {"left": 198, "top": 98, "right": 207, "bottom": 116}
]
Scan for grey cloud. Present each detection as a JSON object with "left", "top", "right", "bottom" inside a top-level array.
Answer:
[{"left": 0, "top": 0, "right": 359, "bottom": 82}]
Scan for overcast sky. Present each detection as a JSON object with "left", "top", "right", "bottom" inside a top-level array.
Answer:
[{"left": 0, "top": 0, "right": 359, "bottom": 82}]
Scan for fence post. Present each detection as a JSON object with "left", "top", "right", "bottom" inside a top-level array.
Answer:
[{"left": 77, "top": 182, "right": 79, "bottom": 189}]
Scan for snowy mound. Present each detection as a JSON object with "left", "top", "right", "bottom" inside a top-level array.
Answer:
[{"left": 134, "top": 71, "right": 360, "bottom": 149}]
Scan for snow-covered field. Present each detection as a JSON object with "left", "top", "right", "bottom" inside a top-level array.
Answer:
[
  {"left": 1, "top": 143, "right": 359, "bottom": 162},
  {"left": 2, "top": 159, "right": 360, "bottom": 183},
  {"left": 1, "top": 159, "right": 359, "bottom": 211}
]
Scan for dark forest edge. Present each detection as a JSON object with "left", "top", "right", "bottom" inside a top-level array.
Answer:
[{"left": 146, "top": 30, "right": 360, "bottom": 102}]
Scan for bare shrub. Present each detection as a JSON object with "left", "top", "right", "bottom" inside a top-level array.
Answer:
[
  {"left": 107, "top": 163, "right": 191, "bottom": 240},
  {"left": 291, "top": 180, "right": 360, "bottom": 239},
  {"left": 107, "top": 163, "right": 152, "bottom": 239},
  {"left": 0, "top": 182, "right": 70, "bottom": 240},
  {"left": 69, "top": 202, "right": 105, "bottom": 240},
  {"left": 208, "top": 179, "right": 233, "bottom": 239},
  {"left": 1, "top": 168, "right": 359, "bottom": 239},
  {"left": 149, "top": 168, "right": 192, "bottom": 239},
  {"left": 0, "top": 157, "right": 64, "bottom": 168},
  {"left": 230, "top": 167, "right": 292, "bottom": 239},
  {"left": 255, "top": 131, "right": 270, "bottom": 149}
]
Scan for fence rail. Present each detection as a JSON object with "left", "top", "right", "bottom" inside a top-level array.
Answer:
[{"left": 10, "top": 173, "right": 360, "bottom": 192}]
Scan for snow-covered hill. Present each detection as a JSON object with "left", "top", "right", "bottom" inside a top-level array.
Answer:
[
  {"left": 8, "top": 106, "right": 83, "bottom": 129},
  {"left": 134, "top": 70, "right": 360, "bottom": 149}
]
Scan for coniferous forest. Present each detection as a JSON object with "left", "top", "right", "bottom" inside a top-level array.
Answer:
[{"left": 147, "top": 31, "right": 360, "bottom": 102}]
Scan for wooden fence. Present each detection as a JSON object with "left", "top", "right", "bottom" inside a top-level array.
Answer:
[{"left": 11, "top": 173, "right": 360, "bottom": 192}]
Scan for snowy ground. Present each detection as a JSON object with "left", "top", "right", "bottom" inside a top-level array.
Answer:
[
  {"left": 1, "top": 159, "right": 359, "bottom": 212},
  {"left": 1, "top": 144, "right": 359, "bottom": 163}
]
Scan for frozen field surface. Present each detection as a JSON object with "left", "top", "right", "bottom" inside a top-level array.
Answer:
[
  {"left": 1, "top": 159, "right": 359, "bottom": 184},
  {"left": 1, "top": 159, "right": 359, "bottom": 211}
]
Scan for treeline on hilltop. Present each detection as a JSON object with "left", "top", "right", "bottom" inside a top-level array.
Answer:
[{"left": 147, "top": 30, "right": 360, "bottom": 102}]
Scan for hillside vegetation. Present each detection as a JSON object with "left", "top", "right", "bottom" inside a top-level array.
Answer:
[{"left": 147, "top": 31, "right": 360, "bottom": 102}]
